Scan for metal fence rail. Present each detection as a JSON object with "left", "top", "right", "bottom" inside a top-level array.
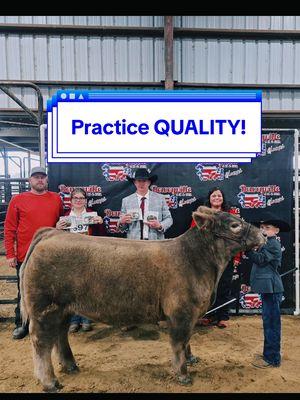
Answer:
[
  {"left": 0, "top": 273, "right": 17, "bottom": 306},
  {"left": 0, "top": 178, "right": 28, "bottom": 310},
  {"left": 0, "top": 276, "right": 17, "bottom": 281}
]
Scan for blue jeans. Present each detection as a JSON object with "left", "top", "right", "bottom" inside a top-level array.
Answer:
[
  {"left": 70, "top": 315, "right": 91, "bottom": 325},
  {"left": 261, "top": 293, "right": 283, "bottom": 366}
]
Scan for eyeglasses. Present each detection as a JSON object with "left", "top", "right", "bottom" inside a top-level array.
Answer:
[{"left": 72, "top": 197, "right": 86, "bottom": 201}]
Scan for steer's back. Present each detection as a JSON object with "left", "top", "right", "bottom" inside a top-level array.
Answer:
[{"left": 23, "top": 230, "right": 188, "bottom": 325}]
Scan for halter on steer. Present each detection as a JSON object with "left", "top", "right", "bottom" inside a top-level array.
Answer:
[{"left": 211, "top": 221, "right": 252, "bottom": 248}]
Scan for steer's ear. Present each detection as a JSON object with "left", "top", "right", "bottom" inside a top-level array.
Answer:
[{"left": 192, "top": 206, "right": 216, "bottom": 230}]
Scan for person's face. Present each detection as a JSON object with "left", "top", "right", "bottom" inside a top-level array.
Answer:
[
  {"left": 71, "top": 193, "right": 86, "bottom": 210},
  {"left": 134, "top": 179, "right": 151, "bottom": 194},
  {"left": 209, "top": 190, "right": 224, "bottom": 209},
  {"left": 260, "top": 223, "right": 279, "bottom": 237},
  {"left": 59, "top": 184, "right": 67, "bottom": 192},
  {"left": 29, "top": 174, "right": 48, "bottom": 193}
]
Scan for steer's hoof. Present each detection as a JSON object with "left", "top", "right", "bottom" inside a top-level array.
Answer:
[
  {"left": 43, "top": 386, "right": 58, "bottom": 393},
  {"left": 186, "top": 355, "right": 200, "bottom": 366},
  {"left": 43, "top": 380, "right": 63, "bottom": 393},
  {"left": 61, "top": 364, "right": 79, "bottom": 374},
  {"left": 177, "top": 374, "right": 192, "bottom": 386},
  {"left": 55, "top": 380, "right": 64, "bottom": 389}
]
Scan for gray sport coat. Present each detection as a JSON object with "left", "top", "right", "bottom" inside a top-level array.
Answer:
[{"left": 118, "top": 191, "right": 173, "bottom": 240}]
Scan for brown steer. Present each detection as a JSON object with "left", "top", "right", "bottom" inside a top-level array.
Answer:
[{"left": 20, "top": 206, "right": 265, "bottom": 392}]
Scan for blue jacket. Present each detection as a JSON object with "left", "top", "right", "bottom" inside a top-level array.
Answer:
[{"left": 248, "top": 236, "right": 284, "bottom": 294}]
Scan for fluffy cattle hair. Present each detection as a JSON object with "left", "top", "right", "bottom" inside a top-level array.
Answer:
[{"left": 20, "top": 206, "right": 265, "bottom": 392}]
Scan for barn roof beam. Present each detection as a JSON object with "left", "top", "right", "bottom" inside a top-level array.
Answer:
[
  {"left": 3, "top": 79, "right": 300, "bottom": 91},
  {"left": 1, "top": 24, "right": 300, "bottom": 40}
]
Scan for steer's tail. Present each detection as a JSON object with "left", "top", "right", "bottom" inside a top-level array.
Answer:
[{"left": 20, "top": 227, "right": 58, "bottom": 327}]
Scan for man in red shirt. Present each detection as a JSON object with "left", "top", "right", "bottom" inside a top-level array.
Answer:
[{"left": 4, "top": 166, "right": 63, "bottom": 339}]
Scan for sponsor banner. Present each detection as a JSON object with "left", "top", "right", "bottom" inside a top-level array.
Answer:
[
  {"left": 103, "top": 209, "right": 122, "bottom": 234},
  {"left": 239, "top": 293, "right": 262, "bottom": 309},
  {"left": 101, "top": 163, "right": 148, "bottom": 182},
  {"left": 151, "top": 185, "right": 195, "bottom": 209},
  {"left": 195, "top": 163, "right": 244, "bottom": 181}
]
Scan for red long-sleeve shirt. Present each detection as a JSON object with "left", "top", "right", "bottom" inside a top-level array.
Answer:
[{"left": 4, "top": 191, "right": 63, "bottom": 262}]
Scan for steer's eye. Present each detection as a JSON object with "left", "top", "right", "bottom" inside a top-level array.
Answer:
[{"left": 231, "top": 223, "right": 240, "bottom": 229}]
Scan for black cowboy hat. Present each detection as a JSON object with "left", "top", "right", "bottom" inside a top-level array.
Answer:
[
  {"left": 252, "top": 212, "right": 291, "bottom": 232},
  {"left": 126, "top": 168, "right": 158, "bottom": 184}
]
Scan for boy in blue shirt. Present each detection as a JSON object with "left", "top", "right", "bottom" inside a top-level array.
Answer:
[{"left": 246, "top": 214, "right": 290, "bottom": 368}]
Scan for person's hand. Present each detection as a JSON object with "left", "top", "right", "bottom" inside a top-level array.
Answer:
[
  {"left": 145, "top": 220, "right": 162, "bottom": 230},
  {"left": 93, "top": 216, "right": 103, "bottom": 224},
  {"left": 7, "top": 257, "right": 17, "bottom": 268},
  {"left": 56, "top": 219, "right": 68, "bottom": 229},
  {"left": 119, "top": 214, "right": 132, "bottom": 225}
]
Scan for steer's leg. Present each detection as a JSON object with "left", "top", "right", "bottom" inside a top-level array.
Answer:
[
  {"left": 54, "top": 315, "right": 79, "bottom": 374},
  {"left": 185, "top": 343, "right": 200, "bottom": 366},
  {"left": 30, "top": 317, "right": 62, "bottom": 392},
  {"left": 168, "top": 309, "right": 196, "bottom": 385}
]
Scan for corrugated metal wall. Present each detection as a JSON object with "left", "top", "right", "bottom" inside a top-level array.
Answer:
[
  {"left": 174, "top": 16, "right": 300, "bottom": 111},
  {"left": 0, "top": 16, "right": 165, "bottom": 109},
  {"left": 0, "top": 16, "right": 300, "bottom": 111},
  {"left": 175, "top": 38, "right": 300, "bottom": 84},
  {"left": 176, "top": 16, "right": 300, "bottom": 29}
]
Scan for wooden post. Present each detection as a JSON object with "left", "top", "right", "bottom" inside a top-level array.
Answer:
[{"left": 164, "top": 16, "right": 174, "bottom": 90}]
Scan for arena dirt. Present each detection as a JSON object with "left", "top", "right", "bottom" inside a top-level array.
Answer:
[{"left": 0, "top": 256, "right": 299, "bottom": 393}]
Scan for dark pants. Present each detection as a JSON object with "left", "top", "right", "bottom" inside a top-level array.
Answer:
[
  {"left": 261, "top": 292, "right": 283, "bottom": 366},
  {"left": 15, "top": 262, "right": 22, "bottom": 327},
  {"left": 212, "top": 260, "right": 234, "bottom": 321},
  {"left": 15, "top": 262, "right": 29, "bottom": 331}
]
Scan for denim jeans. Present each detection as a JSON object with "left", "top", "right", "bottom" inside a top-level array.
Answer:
[
  {"left": 261, "top": 292, "right": 283, "bottom": 366},
  {"left": 70, "top": 315, "right": 91, "bottom": 325}
]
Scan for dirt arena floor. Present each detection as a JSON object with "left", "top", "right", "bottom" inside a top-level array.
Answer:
[{"left": 0, "top": 255, "right": 300, "bottom": 394}]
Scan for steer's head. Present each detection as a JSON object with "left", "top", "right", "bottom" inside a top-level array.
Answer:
[{"left": 192, "top": 206, "right": 266, "bottom": 253}]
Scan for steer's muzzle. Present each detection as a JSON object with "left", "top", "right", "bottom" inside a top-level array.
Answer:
[
  {"left": 247, "top": 224, "right": 267, "bottom": 250},
  {"left": 241, "top": 223, "right": 266, "bottom": 251}
]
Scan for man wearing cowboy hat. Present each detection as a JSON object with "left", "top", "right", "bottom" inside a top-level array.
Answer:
[
  {"left": 118, "top": 168, "right": 173, "bottom": 240},
  {"left": 246, "top": 213, "right": 291, "bottom": 369}
]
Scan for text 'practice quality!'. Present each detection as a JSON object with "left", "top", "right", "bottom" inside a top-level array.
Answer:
[{"left": 71, "top": 118, "right": 246, "bottom": 137}]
